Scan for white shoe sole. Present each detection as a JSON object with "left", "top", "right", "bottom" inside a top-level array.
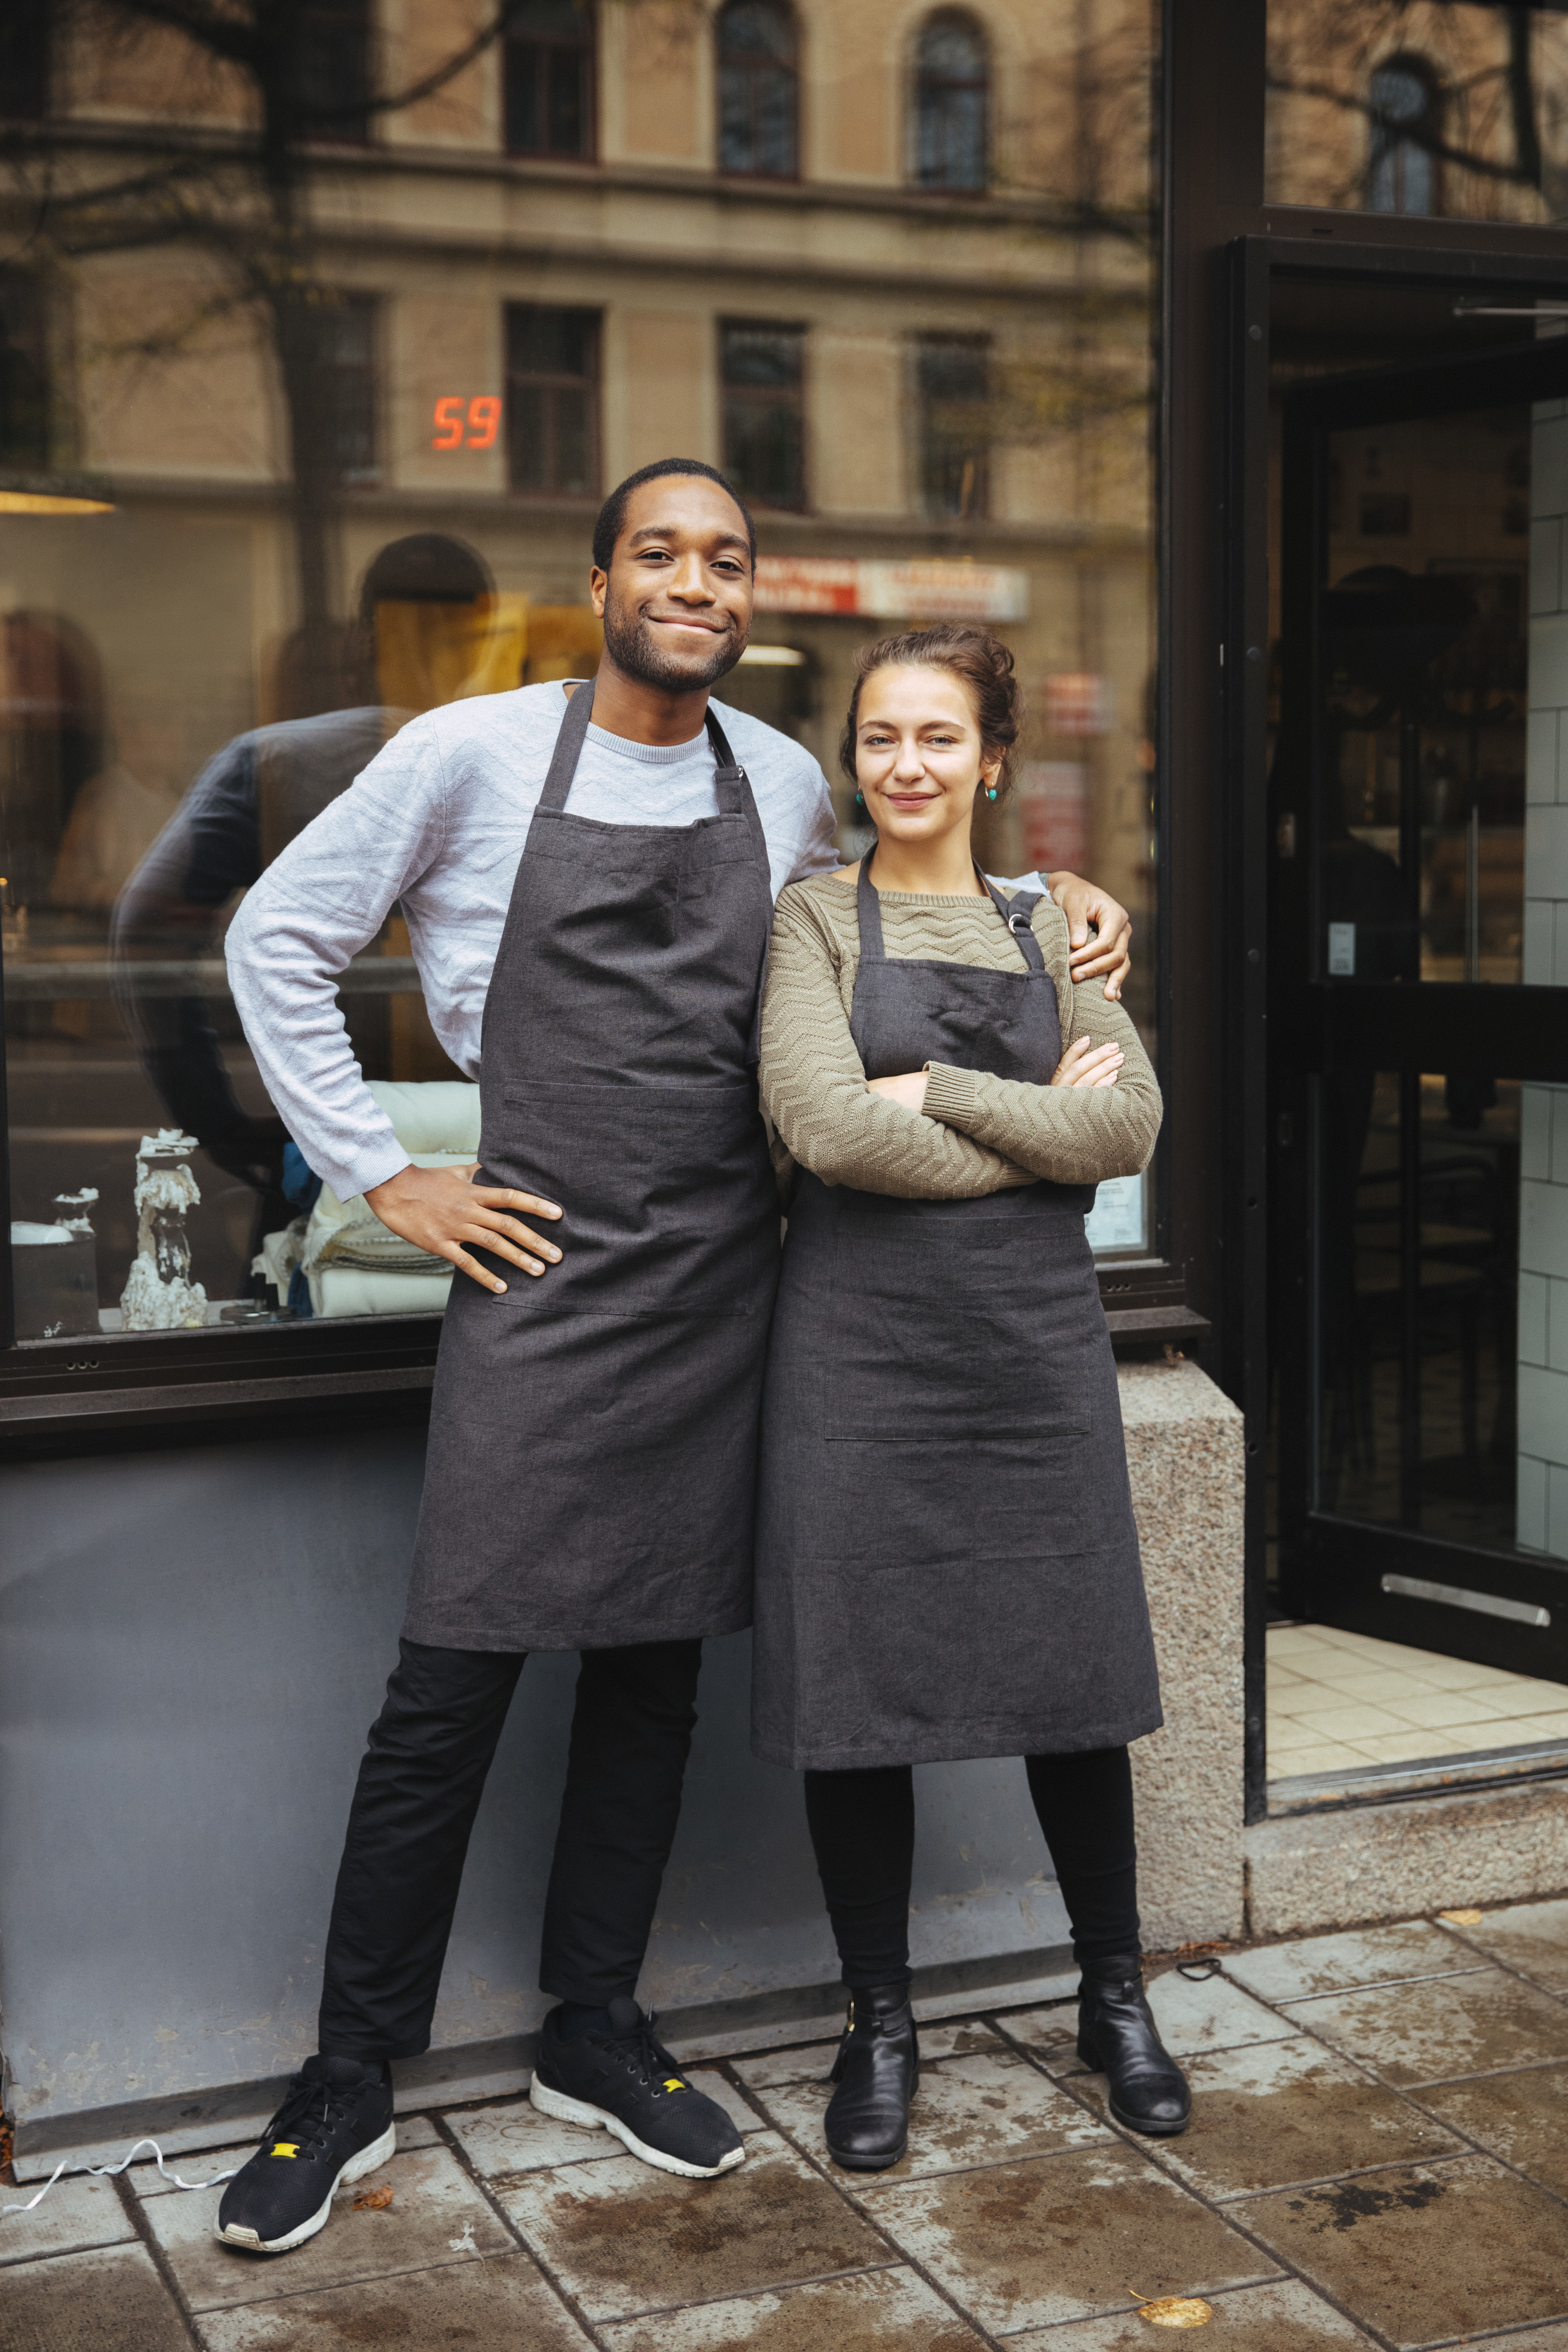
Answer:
[
  {"left": 529, "top": 2074, "right": 745, "bottom": 2180},
  {"left": 215, "top": 2121, "right": 397, "bottom": 2253}
]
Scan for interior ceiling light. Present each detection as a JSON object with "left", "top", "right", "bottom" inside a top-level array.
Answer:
[
  {"left": 1453, "top": 300, "right": 1568, "bottom": 319},
  {"left": 738, "top": 644, "right": 805, "bottom": 666},
  {"left": 0, "top": 469, "right": 115, "bottom": 515}
]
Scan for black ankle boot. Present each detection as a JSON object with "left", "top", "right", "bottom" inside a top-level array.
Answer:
[
  {"left": 823, "top": 1980, "right": 919, "bottom": 2170},
  {"left": 1076, "top": 1954, "right": 1191, "bottom": 2137}
]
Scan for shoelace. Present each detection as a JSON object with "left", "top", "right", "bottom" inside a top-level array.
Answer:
[
  {"left": 256, "top": 2072, "right": 347, "bottom": 2158},
  {"left": 603, "top": 2012, "right": 678, "bottom": 2093}
]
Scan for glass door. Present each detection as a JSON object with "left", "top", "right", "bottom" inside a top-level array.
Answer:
[{"left": 1274, "top": 334, "right": 1568, "bottom": 1684}]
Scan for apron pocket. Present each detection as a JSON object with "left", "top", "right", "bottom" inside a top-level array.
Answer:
[
  {"left": 494, "top": 1081, "right": 776, "bottom": 1317},
  {"left": 825, "top": 1223, "right": 1092, "bottom": 1441}
]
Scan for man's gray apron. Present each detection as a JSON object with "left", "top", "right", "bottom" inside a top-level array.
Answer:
[
  {"left": 751, "top": 858, "right": 1162, "bottom": 1770},
  {"left": 404, "top": 683, "right": 778, "bottom": 1652}
]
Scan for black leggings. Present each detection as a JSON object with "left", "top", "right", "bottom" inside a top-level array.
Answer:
[{"left": 803, "top": 1748, "right": 1139, "bottom": 1990}]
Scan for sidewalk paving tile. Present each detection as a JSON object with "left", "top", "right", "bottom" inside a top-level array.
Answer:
[
  {"left": 1234, "top": 2149, "right": 1568, "bottom": 2348},
  {"left": 751, "top": 2048, "right": 1111, "bottom": 2181},
  {"left": 855, "top": 2139, "right": 1279, "bottom": 2334},
  {"left": 1226, "top": 1924, "right": 1488, "bottom": 2005},
  {"left": 128, "top": 2145, "right": 250, "bottom": 2200},
  {"left": 491, "top": 2131, "right": 892, "bottom": 2324},
  {"left": 446, "top": 2071, "right": 766, "bottom": 2182},
  {"left": 1280, "top": 1965, "right": 1568, "bottom": 2086},
  {"left": 1437, "top": 1897, "right": 1568, "bottom": 1996},
  {"left": 729, "top": 2044, "right": 837, "bottom": 2093},
  {"left": 595, "top": 2264, "right": 990, "bottom": 2350},
  {"left": 0, "top": 2174, "right": 136, "bottom": 2264},
  {"left": 193, "top": 2248, "right": 594, "bottom": 2350},
  {"left": 1071, "top": 2032, "right": 1464, "bottom": 2199},
  {"left": 134, "top": 2139, "right": 512, "bottom": 2312},
  {"left": 1006, "top": 2276, "right": 1380, "bottom": 2348},
  {"left": 0, "top": 2241, "right": 193, "bottom": 2352},
  {"left": 1415, "top": 2060, "right": 1568, "bottom": 2198}
]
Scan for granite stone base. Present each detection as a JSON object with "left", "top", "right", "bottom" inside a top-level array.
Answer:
[{"left": 1118, "top": 1358, "right": 1247, "bottom": 1950}]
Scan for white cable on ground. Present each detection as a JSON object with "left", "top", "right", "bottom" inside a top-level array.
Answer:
[{"left": 2, "top": 2137, "right": 239, "bottom": 2215}]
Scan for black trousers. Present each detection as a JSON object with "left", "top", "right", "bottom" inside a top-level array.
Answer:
[
  {"left": 318, "top": 1636, "right": 702, "bottom": 2061},
  {"left": 803, "top": 1748, "right": 1141, "bottom": 1991}
]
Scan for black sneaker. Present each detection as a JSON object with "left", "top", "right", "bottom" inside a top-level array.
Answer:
[
  {"left": 215, "top": 2054, "right": 395, "bottom": 2253},
  {"left": 529, "top": 1998, "right": 744, "bottom": 2179}
]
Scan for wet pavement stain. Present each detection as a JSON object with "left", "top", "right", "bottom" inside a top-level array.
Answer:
[
  {"left": 754, "top": 2050, "right": 1108, "bottom": 2182},
  {"left": 194, "top": 2251, "right": 590, "bottom": 2351},
  {"left": 1417, "top": 2062, "right": 1568, "bottom": 2199},
  {"left": 860, "top": 2145, "right": 1274, "bottom": 2332},
  {"left": 495, "top": 2135, "right": 890, "bottom": 2319},
  {"left": 1280, "top": 1965, "right": 1568, "bottom": 2087},
  {"left": 1080, "top": 2036, "right": 1463, "bottom": 2201},
  {"left": 1237, "top": 2153, "right": 1568, "bottom": 2346},
  {"left": 597, "top": 2263, "right": 989, "bottom": 2351}
]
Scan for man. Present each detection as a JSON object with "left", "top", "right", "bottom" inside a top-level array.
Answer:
[{"left": 217, "top": 458, "right": 1132, "bottom": 2254}]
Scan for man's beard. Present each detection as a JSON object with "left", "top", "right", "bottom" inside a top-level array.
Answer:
[{"left": 601, "top": 592, "right": 744, "bottom": 691}]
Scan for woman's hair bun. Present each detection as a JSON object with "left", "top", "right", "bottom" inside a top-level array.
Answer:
[{"left": 838, "top": 624, "right": 1024, "bottom": 801}]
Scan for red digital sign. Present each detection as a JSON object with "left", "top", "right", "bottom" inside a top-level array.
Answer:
[{"left": 432, "top": 396, "right": 502, "bottom": 451}]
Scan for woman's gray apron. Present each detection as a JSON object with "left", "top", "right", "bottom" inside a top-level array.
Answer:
[
  {"left": 751, "top": 859, "right": 1161, "bottom": 1770},
  {"left": 404, "top": 683, "right": 778, "bottom": 1653}
]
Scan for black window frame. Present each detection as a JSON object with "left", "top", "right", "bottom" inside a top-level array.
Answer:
[
  {"left": 0, "top": 267, "right": 50, "bottom": 469},
  {"left": 314, "top": 291, "right": 381, "bottom": 488},
  {"left": 0, "top": 0, "right": 50, "bottom": 124},
  {"left": 720, "top": 317, "right": 807, "bottom": 512},
  {"left": 716, "top": 0, "right": 801, "bottom": 182},
  {"left": 298, "top": 0, "right": 374, "bottom": 146},
  {"left": 911, "top": 7, "right": 990, "bottom": 196},
  {"left": 504, "top": 0, "right": 597, "bottom": 163},
  {"left": 505, "top": 304, "right": 602, "bottom": 499}
]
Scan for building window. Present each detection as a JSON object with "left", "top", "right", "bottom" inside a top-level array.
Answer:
[
  {"left": 0, "top": 272, "right": 49, "bottom": 467},
  {"left": 913, "top": 10, "right": 989, "bottom": 193},
  {"left": 916, "top": 335, "right": 989, "bottom": 520},
  {"left": 299, "top": 0, "right": 373, "bottom": 144},
  {"left": 506, "top": 306, "right": 601, "bottom": 496},
  {"left": 0, "top": 0, "right": 50, "bottom": 121},
  {"left": 721, "top": 321, "right": 806, "bottom": 510},
  {"left": 717, "top": 0, "right": 799, "bottom": 179},
  {"left": 314, "top": 295, "right": 379, "bottom": 484},
  {"left": 1367, "top": 57, "right": 1441, "bottom": 217},
  {"left": 505, "top": 0, "right": 595, "bottom": 160}
]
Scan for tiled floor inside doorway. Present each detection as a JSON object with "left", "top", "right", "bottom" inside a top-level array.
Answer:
[
  {"left": 8, "top": 1902, "right": 1568, "bottom": 2348},
  {"left": 1267, "top": 1621, "right": 1568, "bottom": 1782}
]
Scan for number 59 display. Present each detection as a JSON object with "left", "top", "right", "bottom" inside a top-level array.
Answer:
[{"left": 432, "top": 396, "right": 502, "bottom": 450}]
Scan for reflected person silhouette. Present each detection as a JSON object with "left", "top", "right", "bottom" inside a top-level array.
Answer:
[{"left": 111, "top": 536, "right": 500, "bottom": 1264}]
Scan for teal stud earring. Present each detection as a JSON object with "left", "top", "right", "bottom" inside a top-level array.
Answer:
[
  {"left": 985, "top": 786, "right": 998, "bottom": 801},
  {"left": 855, "top": 790, "right": 864, "bottom": 804}
]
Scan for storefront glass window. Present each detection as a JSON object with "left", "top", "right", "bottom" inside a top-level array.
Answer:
[
  {"left": 1268, "top": 2, "right": 1568, "bottom": 224},
  {"left": 1, "top": 0, "right": 1161, "bottom": 1355}
]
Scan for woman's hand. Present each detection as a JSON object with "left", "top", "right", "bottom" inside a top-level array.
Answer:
[
  {"left": 867, "top": 1072, "right": 929, "bottom": 1112},
  {"left": 363, "top": 1162, "right": 563, "bottom": 1294},
  {"left": 1047, "top": 873, "right": 1133, "bottom": 1001},
  {"left": 1050, "top": 1037, "right": 1124, "bottom": 1090}
]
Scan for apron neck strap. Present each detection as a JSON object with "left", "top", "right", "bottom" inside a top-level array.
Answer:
[
  {"left": 539, "top": 686, "right": 749, "bottom": 817},
  {"left": 857, "top": 846, "right": 1048, "bottom": 973}
]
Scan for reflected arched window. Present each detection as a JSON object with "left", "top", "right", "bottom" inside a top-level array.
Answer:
[
  {"left": 718, "top": 0, "right": 799, "bottom": 178},
  {"left": 1367, "top": 57, "right": 1440, "bottom": 216},
  {"left": 505, "top": 0, "right": 596, "bottom": 160},
  {"left": 914, "top": 11, "right": 989, "bottom": 193}
]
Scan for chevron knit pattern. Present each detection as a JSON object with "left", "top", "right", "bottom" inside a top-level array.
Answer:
[{"left": 760, "top": 873, "right": 1162, "bottom": 1201}]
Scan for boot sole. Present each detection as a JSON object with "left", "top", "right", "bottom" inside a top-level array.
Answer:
[
  {"left": 824, "top": 2135, "right": 908, "bottom": 2171},
  {"left": 529, "top": 2075, "right": 745, "bottom": 2180},
  {"left": 215, "top": 2121, "right": 397, "bottom": 2253}
]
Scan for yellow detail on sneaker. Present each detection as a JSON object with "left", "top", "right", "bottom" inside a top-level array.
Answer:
[
  {"left": 271, "top": 2142, "right": 300, "bottom": 2157},
  {"left": 662, "top": 2078, "right": 686, "bottom": 2092}
]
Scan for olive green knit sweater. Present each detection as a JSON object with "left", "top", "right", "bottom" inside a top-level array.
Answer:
[{"left": 759, "top": 870, "right": 1162, "bottom": 1200}]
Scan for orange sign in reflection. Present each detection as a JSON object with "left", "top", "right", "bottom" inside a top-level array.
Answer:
[{"left": 432, "top": 397, "right": 502, "bottom": 451}]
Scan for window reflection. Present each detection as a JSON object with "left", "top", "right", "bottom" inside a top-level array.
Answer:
[
  {"left": 914, "top": 11, "right": 990, "bottom": 193},
  {"left": 717, "top": 0, "right": 800, "bottom": 180},
  {"left": 1, "top": 0, "right": 1160, "bottom": 1348},
  {"left": 1269, "top": 2, "right": 1568, "bottom": 224}
]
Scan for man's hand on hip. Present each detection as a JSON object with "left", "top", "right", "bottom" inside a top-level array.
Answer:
[{"left": 364, "top": 1163, "right": 563, "bottom": 1294}]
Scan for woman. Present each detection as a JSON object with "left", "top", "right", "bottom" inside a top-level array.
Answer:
[{"left": 753, "top": 624, "right": 1187, "bottom": 2171}]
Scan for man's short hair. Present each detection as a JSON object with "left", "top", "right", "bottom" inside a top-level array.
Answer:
[{"left": 591, "top": 460, "right": 757, "bottom": 574}]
